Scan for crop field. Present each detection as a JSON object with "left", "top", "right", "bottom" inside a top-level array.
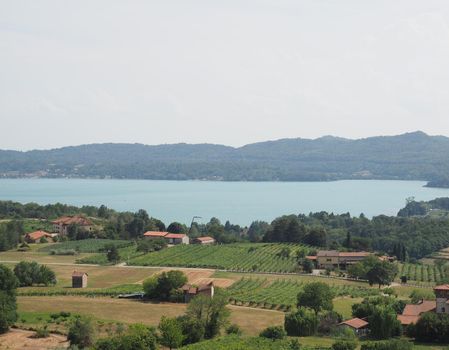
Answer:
[
  {"left": 38, "top": 239, "right": 133, "bottom": 253},
  {"left": 128, "top": 243, "right": 310, "bottom": 272},
  {"left": 227, "top": 277, "right": 380, "bottom": 310},
  {"left": 398, "top": 262, "right": 448, "bottom": 284}
]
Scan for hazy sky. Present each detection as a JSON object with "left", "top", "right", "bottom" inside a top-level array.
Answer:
[{"left": 1, "top": 1, "right": 449, "bottom": 150}]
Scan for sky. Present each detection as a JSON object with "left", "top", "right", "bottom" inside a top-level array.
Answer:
[{"left": 1, "top": 0, "right": 449, "bottom": 151}]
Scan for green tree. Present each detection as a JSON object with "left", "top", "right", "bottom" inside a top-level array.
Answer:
[
  {"left": 366, "top": 261, "right": 398, "bottom": 288},
  {"left": 186, "top": 293, "right": 230, "bottom": 339},
  {"left": 167, "top": 222, "right": 187, "bottom": 234},
  {"left": 297, "top": 282, "right": 335, "bottom": 314},
  {"left": 332, "top": 340, "right": 357, "bottom": 350},
  {"left": 158, "top": 316, "right": 184, "bottom": 350},
  {"left": 67, "top": 316, "right": 95, "bottom": 348},
  {"left": 143, "top": 271, "right": 187, "bottom": 301},
  {"left": 95, "top": 324, "right": 157, "bottom": 350},
  {"left": 106, "top": 245, "right": 120, "bottom": 264},
  {"left": 301, "top": 258, "right": 314, "bottom": 273},
  {"left": 259, "top": 325, "right": 287, "bottom": 340},
  {"left": 368, "top": 306, "right": 402, "bottom": 339},
  {"left": 284, "top": 307, "right": 319, "bottom": 336},
  {"left": 0, "top": 264, "right": 18, "bottom": 333}
]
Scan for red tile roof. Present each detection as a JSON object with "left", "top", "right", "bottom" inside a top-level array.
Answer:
[
  {"left": 26, "top": 230, "right": 51, "bottom": 241},
  {"left": 339, "top": 318, "right": 368, "bottom": 329},
  {"left": 165, "top": 233, "right": 187, "bottom": 239},
  {"left": 52, "top": 216, "right": 92, "bottom": 226},
  {"left": 434, "top": 284, "right": 449, "bottom": 291},
  {"left": 143, "top": 231, "right": 168, "bottom": 237},
  {"left": 339, "top": 252, "right": 371, "bottom": 257},
  {"left": 306, "top": 256, "right": 317, "bottom": 260},
  {"left": 72, "top": 271, "right": 88, "bottom": 277},
  {"left": 397, "top": 315, "right": 420, "bottom": 325},
  {"left": 195, "top": 236, "right": 215, "bottom": 242},
  {"left": 402, "top": 300, "right": 436, "bottom": 316}
]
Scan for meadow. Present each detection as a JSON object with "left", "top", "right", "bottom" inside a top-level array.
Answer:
[
  {"left": 127, "top": 243, "right": 310, "bottom": 272},
  {"left": 38, "top": 239, "right": 132, "bottom": 253}
]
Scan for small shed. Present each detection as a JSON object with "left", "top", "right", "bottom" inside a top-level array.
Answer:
[
  {"left": 193, "top": 236, "right": 216, "bottom": 245},
  {"left": 337, "top": 317, "right": 369, "bottom": 336},
  {"left": 72, "top": 271, "right": 88, "bottom": 288},
  {"left": 181, "top": 282, "right": 214, "bottom": 303}
]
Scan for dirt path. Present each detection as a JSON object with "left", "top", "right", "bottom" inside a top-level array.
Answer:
[{"left": 0, "top": 328, "right": 69, "bottom": 350}]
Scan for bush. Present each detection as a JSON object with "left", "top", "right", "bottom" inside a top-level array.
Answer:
[
  {"left": 259, "top": 326, "right": 287, "bottom": 340},
  {"left": 226, "top": 324, "right": 242, "bottom": 336},
  {"left": 67, "top": 316, "right": 95, "bottom": 348},
  {"left": 34, "top": 325, "right": 50, "bottom": 338},
  {"left": 14, "top": 261, "right": 56, "bottom": 286},
  {"left": 332, "top": 340, "right": 357, "bottom": 350},
  {"left": 284, "top": 307, "right": 318, "bottom": 336},
  {"left": 361, "top": 339, "right": 412, "bottom": 350}
]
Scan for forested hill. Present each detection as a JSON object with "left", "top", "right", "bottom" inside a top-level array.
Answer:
[{"left": 1, "top": 131, "right": 449, "bottom": 184}]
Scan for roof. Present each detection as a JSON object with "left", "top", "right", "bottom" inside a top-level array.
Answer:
[
  {"left": 397, "top": 315, "right": 420, "bottom": 325},
  {"left": 52, "top": 216, "right": 92, "bottom": 226},
  {"left": 339, "top": 252, "right": 371, "bottom": 258},
  {"left": 317, "top": 250, "right": 339, "bottom": 257},
  {"left": 182, "top": 282, "right": 214, "bottom": 295},
  {"left": 402, "top": 300, "right": 436, "bottom": 316},
  {"left": 306, "top": 256, "right": 317, "bottom": 260},
  {"left": 72, "top": 271, "right": 88, "bottom": 277},
  {"left": 195, "top": 236, "right": 215, "bottom": 242},
  {"left": 26, "top": 230, "right": 51, "bottom": 241},
  {"left": 143, "top": 231, "right": 168, "bottom": 237},
  {"left": 434, "top": 284, "right": 449, "bottom": 291},
  {"left": 339, "top": 318, "right": 368, "bottom": 329},
  {"left": 165, "top": 233, "right": 187, "bottom": 239}
]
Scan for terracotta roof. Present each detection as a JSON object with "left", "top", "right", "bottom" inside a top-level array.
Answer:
[
  {"left": 195, "top": 236, "right": 215, "bottom": 242},
  {"left": 306, "top": 256, "right": 317, "bottom": 260},
  {"left": 339, "top": 252, "right": 371, "bottom": 257},
  {"left": 26, "top": 230, "right": 51, "bottom": 241},
  {"left": 317, "top": 250, "right": 339, "bottom": 257},
  {"left": 402, "top": 300, "right": 436, "bottom": 316},
  {"left": 434, "top": 284, "right": 449, "bottom": 291},
  {"left": 397, "top": 315, "right": 420, "bottom": 325},
  {"left": 72, "top": 271, "right": 88, "bottom": 277},
  {"left": 165, "top": 233, "right": 187, "bottom": 239},
  {"left": 339, "top": 318, "right": 368, "bottom": 329},
  {"left": 143, "top": 231, "right": 168, "bottom": 237},
  {"left": 182, "top": 282, "right": 213, "bottom": 295},
  {"left": 52, "top": 216, "right": 92, "bottom": 226}
]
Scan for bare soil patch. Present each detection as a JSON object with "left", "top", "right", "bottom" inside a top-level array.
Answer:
[{"left": 0, "top": 329, "right": 68, "bottom": 350}]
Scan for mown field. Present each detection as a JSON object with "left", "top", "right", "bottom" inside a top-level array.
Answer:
[{"left": 127, "top": 243, "right": 310, "bottom": 272}]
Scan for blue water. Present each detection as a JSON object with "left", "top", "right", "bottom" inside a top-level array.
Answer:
[{"left": 0, "top": 179, "right": 448, "bottom": 226}]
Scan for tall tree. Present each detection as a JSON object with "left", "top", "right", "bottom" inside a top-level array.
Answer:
[
  {"left": 0, "top": 264, "right": 18, "bottom": 333},
  {"left": 297, "top": 282, "right": 335, "bottom": 314}
]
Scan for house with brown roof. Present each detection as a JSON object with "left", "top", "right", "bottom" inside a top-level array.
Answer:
[
  {"left": 24, "top": 230, "right": 53, "bottom": 243},
  {"left": 52, "top": 216, "right": 93, "bottom": 236},
  {"left": 143, "top": 231, "right": 189, "bottom": 245},
  {"left": 397, "top": 285, "right": 449, "bottom": 326},
  {"left": 338, "top": 317, "right": 369, "bottom": 336},
  {"left": 181, "top": 282, "right": 214, "bottom": 303},
  {"left": 312, "top": 250, "right": 372, "bottom": 269},
  {"left": 72, "top": 271, "right": 88, "bottom": 288},
  {"left": 193, "top": 236, "right": 215, "bottom": 245}
]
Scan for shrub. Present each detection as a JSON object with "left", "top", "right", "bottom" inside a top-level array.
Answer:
[
  {"left": 226, "top": 324, "right": 242, "bottom": 335},
  {"left": 259, "top": 326, "right": 287, "bottom": 340},
  {"left": 34, "top": 325, "right": 50, "bottom": 338},
  {"left": 284, "top": 307, "right": 318, "bottom": 336},
  {"left": 67, "top": 316, "right": 95, "bottom": 348},
  {"left": 332, "top": 340, "right": 357, "bottom": 350},
  {"left": 361, "top": 339, "right": 412, "bottom": 350}
]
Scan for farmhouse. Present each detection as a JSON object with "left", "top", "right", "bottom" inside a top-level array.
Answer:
[
  {"left": 338, "top": 317, "right": 369, "bottom": 336},
  {"left": 52, "top": 216, "right": 93, "bottom": 236},
  {"left": 397, "top": 285, "right": 449, "bottom": 326},
  {"left": 193, "top": 236, "right": 215, "bottom": 245},
  {"left": 181, "top": 282, "right": 214, "bottom": 303},
  {"left": 24, "top": 230, "right": 53, "bottom": 243},
  {"left": 143, "top": 231, "right": 189, "bottom": 245},
  {"left": 312, "top": 250, "right": 372, "bottom": 269},
  {"left": 72, "top": 271, "right": 88, "bottom": 288}
]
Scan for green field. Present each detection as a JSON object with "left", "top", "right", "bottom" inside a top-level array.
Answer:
[
  {"left": 127, "top": 243, "right": 310, "bottom": 272},
  {"left": 227, "top": 277, "right": 380, "bottom": 310},
  {"left": 38, "top": 239, "right": 132, "bottom": 253}
]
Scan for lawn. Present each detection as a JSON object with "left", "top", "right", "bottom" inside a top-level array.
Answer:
[{"left": 17, "top": 296, "right": 284, "bottom": 336}]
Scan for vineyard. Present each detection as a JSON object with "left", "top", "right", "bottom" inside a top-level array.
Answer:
[
  {"left": 127, "top": 243, "right": 311, "bottom": 273},
  {"left": 397, "top": 262, "right": 448, "bottom": 284},
  {"left": 227, "top": 277, "right": 380, "bottom": 310}
]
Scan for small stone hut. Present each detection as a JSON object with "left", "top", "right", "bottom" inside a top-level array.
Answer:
[{"left": 72, "top": 271, "right": 88, "bottom": 288}]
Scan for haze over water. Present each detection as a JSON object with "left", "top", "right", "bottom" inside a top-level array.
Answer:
[{"left": 1, "top": 179, "right": 449, "bottom": 226}]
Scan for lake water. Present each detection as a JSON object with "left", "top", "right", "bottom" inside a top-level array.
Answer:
[{"left": 0, "top": 179, "right": 448, "bottom": 226}]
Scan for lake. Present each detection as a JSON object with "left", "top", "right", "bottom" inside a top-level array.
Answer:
[{"left": 0, "top": 179, "right": 448, "bottom": 225}]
